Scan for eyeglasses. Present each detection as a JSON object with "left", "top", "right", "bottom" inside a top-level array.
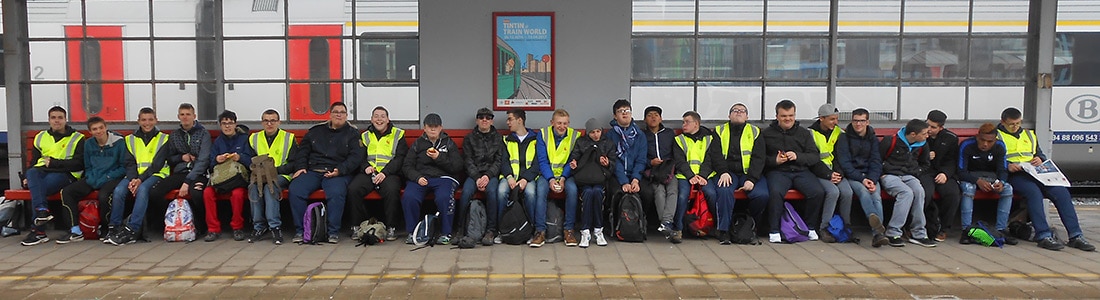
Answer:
[
  {"left": 220, "top": 121, "right": 236, "bottom": 126},
  {"left": 331, "top": 111, "right": 348, "bottom": 116},
  {"left": 730, "top": 109, "right": 747, "bottom": 114},
  {"left": 852, "top": 119, "right": 869, "bottom": 124},
  {"left": 477, "top": 115, "right": 494, "bottom": 120},
  {"left": 616, "top": 109, "right": 631, "bottom": 114},
  {"left": 262, "top": 119, "right": 279, "bottom": 124}
]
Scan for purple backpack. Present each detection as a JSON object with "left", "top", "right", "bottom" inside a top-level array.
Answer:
[
  {"left": 779, "top": 202, "right": 810, "bottom": 243},
  {"left": 302, "top": 202, "right": 328, "bottom": 244}
]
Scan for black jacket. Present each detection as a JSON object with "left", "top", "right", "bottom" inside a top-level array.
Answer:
[
  {"left": 835, "top": 123, "right": 882, "bottom": 181},
  {"left": 156, "top": 123, "right": 212, "bottom": 184},
  {"left": 957, "top": 137, "right": 1009, "bottom": 184},
  {"left": 761, "top": 120, "right": 820, "bottom": 173},
  {"left": 672, "top": 126, "right": 714, "bottom": 179},
  {"left": 28, "top": 125, "right": 86, "bottom": 176},
  {"left": 569, "top": 135, "right": 618, "bottom": 184},
  {"left": 880, "top": 128, "right": 931, "bottom": 177},
  {"left": 500, "top": 129, "right": 542, "bottom": 182},
  {"left": 463, "top": 125, "right": 505, "bottom": 179},
  {"left": 403, "top": 132, "right": 463, "bottom": 180},
  {"left": 927, "top": 128, "right": 959, "bottom": 178},
  {"left": 645, "top": 124, "right": 677, "bottom": 182},
  {"left": 293, "top": 121, "right": 364, "bottom": 176},
  {"left": 707, "top": 122, "right": 766, "bottom": 184},
  {"left": 360, "top": 123, "right": 409, "bottom": 177}
]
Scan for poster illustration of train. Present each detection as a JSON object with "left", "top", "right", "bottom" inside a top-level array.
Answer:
[{"left": 493, "top": 12, "right": 554, "bottom": 110}]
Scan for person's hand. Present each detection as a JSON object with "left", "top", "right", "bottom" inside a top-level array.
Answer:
[
  {"left": 1030, "top": 156, "right": 1043, "bottom": 166},
  {"left": 784, "top": 151, "right": 797, "bottom": 161},
  {"left": 569, "top": 160, "right": 578, "bottom": 169},
  {"left": 831, "top": 172, "right": 842, "bottom": 184},
  {"left": 476, "top": 175, "right": 489, "bottom": 190},
  {"left": 717, "top": 173, "right": 732, "bottom": 187},
  {"left": 622, "top": 184, "right": 632, "bottom": 193},
  {"left": 229, "top": 153, "right": 240, "bottom": 161},
  {"left": 518, "top": 179, "right": 528, "bottom": 190},
  {"left": 293, "top": 169, "right": 307, "bottom": 179},
  {"left": 216, "top": 154, "right": 228, "bottom": 163},
  {"left": 182, "top": 154, "right": 195, "bottom": 162},
  {"left": 599, "top": 156, "right": 609, "bottom": 167},
  {"left": 364, "top": 166, "right": 376, "bottom": 175},
  {"left": 508, "top": 177, "right": 518, "bottom": 189},
  {"left": 179, "top": 183, "right": 190, "bottom": 197},
  {"left": 373, "top": 173, "right": 386, "bottom": 184},
  {"left": 418, "top": 177, "right": 428, "bottom": 186},
  {"left": 977, "top": 178, "right": 994, "bottom": 192},
  {"left": 22, "top": 179, "right": 27, "bottom": 188},
  {"left": 552, "top": 178, "right": 564, "bottom": 193},
  {"left": 993, "top": 180, "right": 1005, "bottom": 192},
  {"left": 129, "top": 178, "right": 141, "bottom": 194},
  {"left": 629, "top": 179, "right": 641, "bottom": 193},
  {"left": 929, "top": 151, "right": 937, "bottom": 161},
  {"left": 427, "top": 148, "right": 440, "bottom": 160},
  {"left": 324, "top": 169, "right": 340, "bottom": 178},
  {"left": 742, "top": 180, "right": 756, "bottom": 191},
  {"left": 43, "top": 157, "right": 52, "bottom": 167},
  {"left": 650, "top": 158, "right": 662, "bottom": 166},
  {"left": 775, "top": 152, "right": 788, "bottom": 164},
  {"left": 863, "top": 178, "right": 876, "bottom": 193},
  {"left": 692, "top": 175, "right": 707, "bottom": 186},
  {"left": 1008, "top": 163, "right": 1023, "bottom": 173},
  {"left": 935, "top": 173, "right": 947, "bottom": 184}
]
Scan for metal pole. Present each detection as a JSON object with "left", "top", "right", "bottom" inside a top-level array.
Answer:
[
  {"left": 4, "top": 0, "right": 32, "bottom": 189},
  {"left": 1026, "top": 0, "right": 1057, "bottom": 157},
  {"left": 827, "top": 0, "right": 838, "bottom": 105}
]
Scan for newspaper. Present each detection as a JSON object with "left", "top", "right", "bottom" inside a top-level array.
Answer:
[{"left": 1018, "top": 160, "right": 1071, "bottom": 187}]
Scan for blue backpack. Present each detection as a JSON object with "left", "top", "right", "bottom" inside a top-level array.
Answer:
[
  {"left": 779, "top": 202, "right": 810, "bottom": 243},
  {"left": 826, "top": 214, "right": 854, "bottom": 243}
]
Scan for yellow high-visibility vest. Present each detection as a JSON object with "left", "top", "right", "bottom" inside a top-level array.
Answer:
[
  {"left": 503, "top": 135, "right": 537, "bottom": 179},
  {"left": 250, "top": 130, "right": 296, "bottom": 181},
  {"left": 997, "top": 128, "right": 1038, "bottom": 163},
  {"left": 674, "top": 134, "right": 715, "bottom": 179},
  {"left": 714, "top": 123, "right": 759, "bottom": 174},
  {"left": 126, "top": 131, "right": 170, "bottom": 179},
  {"left": 542, "top": 126, "right": 577, "bottom": 177},
  {"left": 361, "top": 127, "right": 404, "bottom": 173},
  {"left": 812, "top": 127, "right": 843, "bottom": 168},
  {"left": 34, "top": 130, "right": 84, "bottom": 179}
]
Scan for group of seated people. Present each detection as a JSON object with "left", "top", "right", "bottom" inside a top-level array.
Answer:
[{"left": 16, "top": 99, "right": 1095, "bottom": 252}]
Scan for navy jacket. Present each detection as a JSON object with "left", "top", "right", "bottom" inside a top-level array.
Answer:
[
  {"left": 293, "top": 121, "right": 364, "bottom": 175},
  {"left": 957, "top": 137, "right": 1009, "bottom": 184},
  {"left": 210, "top": 125, "right": 256, "bottom": 169},
  {"left": 83, "top": 132, "right": 127, "bottom": 189},
  {"left": 606, "top": 120, "right": 648, "bottom": 185},
  {"left": 835, "top": 123, "right": 882, "bottom": 182}
]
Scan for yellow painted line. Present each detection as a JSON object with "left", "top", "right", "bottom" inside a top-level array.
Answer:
[
  {"left": 525, "top": 274, "right": 559, "bottom": 279},
  {"left": 992, "top": 273, "right": 1028, "bottom": 278},
  {"left": 631, "top": 274, "right": 666, "bottom": 280},
  {"left": 702, "top": 274, "right": 738, "bottom": 279},
  {"left": 29, "top": 276, "right": 65, "bottom": 280},
  {"left": 277, "top": 275, "right": 308, "bottom": 280},
  {"left": 809, "top": 273, "right": 845, "bottom": 278},
  {"left": 345, "top": 274, "right": 380, "bottom": 280},
  {"left": 560, "top": 274, "right": 594, "bottom": 280},
  {"left": 918, "top": 273, "right": 955, "bottom": 278},
  {"left": 381, "top": 274, "right": 415, "bottom": 279},
  {"left": 739, "top": 274, "right": 774, "bottom": 279},
  {"left": 773, "top": 274, "right": 810, "bottom": 279},
  {"left": 667, "top": 274, "right": 702, "bottom": 279},
  {"left": 1029, "top": 273, "right": 1064, "bottom": 278},
  {"left": 418, "top": 274, "right": 451, "bottom": 279},
  {"left": 453, "top": 274, "right": 487, "bottom": 279},
  {"left": 1066, "top": 273, "right": 1100, "bottom": 279},
  {"left": 99, "top": 276, "right": 132, "bottom": 280},
  {"left": 312, "top": 275, "right": 346, "bottom": 280},
  {"left": 0, "top": 276, "right": 28, "bottom": 280},
  {"left": 846, "top": 273, "right": 881, "bottom": 278},
  {"left": 487, "top": 273, "right": 524, "bottom": 279},
  {"left": 64, "top": 275, "right": 98, "bottom": 281},
  {"left": 202, "top": 275, "right": 238, "bottom": 280},
  {"left": 173, "top": 275, "right": 205, "bottom": 280},
  {"left": 956, "top": 273, "right": 991, "bottom": 278},
  {"left": 346, "top": 21, "right": 419, "bottom": 27},
  {"left": 134, "top": 276, "right": 168, "bottom": 281},
  {"left": 241, "top": 275, "right": 274, "bottom": 280},
  {"left": 594, "top": 274, "right": 632, "bottom": 279}
]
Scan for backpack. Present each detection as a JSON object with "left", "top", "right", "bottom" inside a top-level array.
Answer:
[
  {"left": 614, "top": 192, "right": 646, "bottom": 242},
  {"left": 302, "top": 202, "right": 329, "bottom": 245},
  {"left": 498, "top": 189, "right": 534, "bottom": 245},
  {"left": 730, "top": 213, "right": 759, "bottom": 245},
  {"left": 412, "top": 212, "right": 441, "bottom": 248},
  {"left": 779, "top": 202, "right": 810, "bottom": 243},
  {"left": 573, "top": 146, "right": 610, "bottom": 185},
  {"left": 545, "top": 200, "right": 564, "bottom": 243},
  {"left": 968, "top": 221, "right": 1005, "bottom": 247},
  {"left": 210, "top": 160, "right": 250, "bottom": 193},
  {"left": 354, "top": 218, "right": 387, "bottom": 246},
  {"left": 78, "top": 199, "right": 101, "bottom": 240},
  {"left": 826, "top": 214, "right": 856, "bottom": 243},
  {"left": 684, "top": 186, "right": 714, "bottom": 237},
  {"left": 465, "top": 199, "right": 488, "bottom": 242},
  {"left": 164, "top": 198, "right": 196, "bottom": 242},
  {"left": 0, "top": 197, "right": 23, "bottom": 237}
]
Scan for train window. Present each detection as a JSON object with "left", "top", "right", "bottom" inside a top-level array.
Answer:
[
  {"left": 900, "top": 37, "right": 967, "bottom": 79},
  {"left": 359, "top": 35, "right": 419, "bottom": 82},
  {"left": 837, "top": 38, "right": 899, "bottom": 79},
  {"left": 765, "top": 38, "right": 828, "bottom": 80},
  {"left": 696, "top": 38, "right": 763, "bottom": 80},
  {"left": 308, "top": 38, "right": 331, "bottom": 115},
  {"left": 969, "top": 38, "right": 1026, "bottom": 80},
  {"left": 80, "top": 40, "right": 104, "bottom": 115},
  {"left": 1054, "top": 32, "right": 1100, "bottom": 86},
  {"left": 631, "top": 37, "right": 694, "bottom": 80}
]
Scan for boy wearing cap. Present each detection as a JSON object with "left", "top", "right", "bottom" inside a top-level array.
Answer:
[
  {"left": 642, "top": 105, "right": 679, "bottom": 239},
  {"left": 922, "top": 110, "right": 961, "bottom": 242},
  {"left": 461, "top": 108, "right": 505, "bottom": 246},
  {"left": 401, "top": 113, "right": 463, "bottom": 245},
  {"left": 536, "top": 109, "right": 581, "bottom": 246},
  {"left": 288, "top": 102, "right": 363, "bottom": 244},
  {"left": 809, "top": 104, "right": 854, "bottom": 243}
]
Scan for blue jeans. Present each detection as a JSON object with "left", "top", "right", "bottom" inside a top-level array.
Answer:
[
  {"left": 401, "top": 178, "right": 457, "bottom": 234},
  {"left": 1009, "top": 173, "right": 1082, "bottom": 239},
  {"left": 249, "top": 176, "right": 289, "bottom": 230},
  {"left": 819, "top": 177, "right": 854, "bottom": 229},
  {"left": 537, "top": 177, "right": 577, "bottom": 229},
  {"left": 110, "top": 176, "right": 162, "bottom": 230},
  {"left": 709, "top": 174, "right": 769, "bottom": 231},
  {"left": 26, "top": 168, "right": 75, "bottom": 231},
  {"left": 846, "top": 179, "right": 884, "bottom": 232},
  {"left": 880, "top": 174, "right": 927, "bottom": 239},
  {"left": 460, "top": 176, "right": 500, "bottom": 231},
  {"left": 676, "top": 179, "right": 714, "bottom": 231},
  {"left": 288, "top": 172, "right": 351, "bottom": 236},
  {"left": 960, "top": 181, "right": 1013, "bottom": 230},
  {"left": 497, "top": 179, "right": 540, "bottom": 231}
]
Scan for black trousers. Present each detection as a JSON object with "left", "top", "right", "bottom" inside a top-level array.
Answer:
[
  {"left": 59, "top": 178, "right": 122, "bottom": 233},
  {"left": 146, "top": 172, "right": 207, "bottom": 234},
  {"left": 345, "top": 172, "right": 403, "bottom": 229},
  {"left": 766, "top": 170, "right": 825, "bottom": 232},
  {"left": 920, "top": 175, "right": 961, "bottom": 234}
]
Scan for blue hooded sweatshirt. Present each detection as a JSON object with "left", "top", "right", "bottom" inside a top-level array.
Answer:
[{"left": 83, "top": 131, "right": 128, "bottom": 189}]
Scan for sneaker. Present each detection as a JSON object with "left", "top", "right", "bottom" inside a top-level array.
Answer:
[
  {"left": 769, "top": 233, "right": 781, "bottom": 243},
  {"left": 204, "top": 232, "right": 220, "bottom": 242},
  {"left": 669, "top": 231, "right": 683, "bottom": 244},
  {"left": 593, "top": 228, "right": 607, "bottom": 246},
  {"left": 101, "top": 226, "right": 117, "bottom": 242},
  {"left": 934, "top": 231, "right": 947, "bottom": 242},
  {"left": 271, "top": 228, "right": 283, "bottom": 245},
  {"left": 888, "top": 236, "right": 905, "bottom": 247},
  {"left": 494, "top": 235, "right": 502, "bottom": 244},
  {"left": 807, "top": 229, "right": 819, "bottom": 241},
  {"left": 718, "top": 231, "right": 731, "bottom": 245},
  {"left": 482, "top": 230, "right": 497, "bottom": 246},
  {"left": 248, "top": 228, "right": 270, "bottom": 243},
  {"left": 1038, "top": 236, "right": 1065, "bottom": 251},
  {"left": 564, "top": 230, "right": 578, "bottom": 246},
  {"left": 657, "top": 221, "right": 672, "bottom": 233},
  {"left": 872, "top": 234, "right": 889, "bottom": 248},
  {"left": 1067, "top": 236, "right": 1096, "bottom": 252},
  {"left": 909, "top": 237, "right": 937, "bottom": 247},
  {"left": 107, "top": 226, "right": 136, "bottom": 246},
  {"left": 56, "top": 232, "right": 83, "bottom": 244},
  {"left": 579, "top": 230, "right": 591, "bottom": 248},
  {"left": 350, "top": 226, "right": 361, "bottom": 240},
  {"left": 530, "top": 231, "right": 545, "bottom": 248},
  {"left": 867, "top": 213, "right": 886, "bottom": 235},
  {"left": 327, "top": 235, "right": 339, "bottom": 244},
  {"left": 232, "top": 229, "right": 247, "bottom": 241},
  {"left": 292, "top": 233, "right": 304, "bottom": 243},
  {"left": 959, "top": 234, "right": 974, "bottom": 245},
  {"left": 818, "top": 229, "right": 835, "bottom": 243},
  {"left": 999, "top": 230, "right": 1019, "bottom": 245},
  {"left": 405, "top": 234, "right": 415, "bottom": 245},
  {"left": 34, "top": 210, "right": 53, "bottom": 226},
  {"left": 386, "top": 227, "right": 397, "bottom": 241},
  {"left": 437, "top": 234, "right": 451, "bottom": 245},
  {"left": 21, "top": 232, "right": 49, "bottom": 246}
]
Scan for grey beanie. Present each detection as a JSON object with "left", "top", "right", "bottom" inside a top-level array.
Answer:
[{"left": 585, "top": 118, "right": 601, "bottom": 132}]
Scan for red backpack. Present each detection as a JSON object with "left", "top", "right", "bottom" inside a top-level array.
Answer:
[
  {"left": 685, "top": 186, "right": 714, "bottom": 237},
  {"left": 78, "top": 199, "right": 100, "bottom": 240}
]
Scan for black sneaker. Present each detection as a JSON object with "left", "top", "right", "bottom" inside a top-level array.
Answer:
[
  {"left": 888, "top": 236, "right": 905, "bottom": 247},
  {"left": 872, "top": 234, "right": 889, "bottom": 248},
  {"left": 908, "top": 237, "right": 937, "bottom": 248},
  {"left": 999, "top": 230, "right": 1019, "bottom": 245},
  {"left": 247, "top": 228, "right": 269, "bottom": 243},
  {"left": 959, "top": 234, "right": 974, "bottom": 245},
  {"left": 818, "top": 229, "right": 836, "bottom": 243},
  {"left": 107, "top": 226, "right": 137, "bottom": 246},
  {"left": 1038, "top": 236, "right": 1065, "bottom": 251},
  {"left": 34, "top": 210, "right": 53, "bottom": 226},
  {"left": 56, "top": 232, "right": 83, "bottom": 244},
  {"left": 292, "top": 233, "right": 304, "bottom": 243},
  {"left": 271, "top": 227, "right": 283, "bottom": 245},
  {"left": 718, "top": 230, "right": 731, "bottom": 245},
  {"left": 204, "top": 232, "right": 220, "bottom": 242},
  {"left": 21, "top": 231, "right": 49, "bottom": 246},
  {"left": 232, "top": 229, "right": 247, "bottom": 241},
  {"left": 102, "top": 226, "right": 119, "bottom": 243},
  {"left": 1066, "top": 236, "right": 1096, "bottom": 252},
  {"left": 481, "top": 230, "right": 496, "bottom": 246}
]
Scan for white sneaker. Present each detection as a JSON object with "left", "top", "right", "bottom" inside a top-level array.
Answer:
[
  {"left": 493, "top": 235, "right": 502, "bottom": 244},
  {"left": 769, "top": 233, "right": 782, "bottom": 243},
  {"left": 579, "top": 230, "right": 591, "bottom": 248},
  {"left": 594, "top": 228, "right": 608, "bottom": 246},
  {"left": 807, "top": 230, "right": 819, "bottom": 241}
]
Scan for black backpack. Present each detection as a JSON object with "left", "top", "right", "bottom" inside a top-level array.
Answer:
[
  {"left": 465, "top": 199, "right": 488, "bottom": 241},
  {"left": 730, "top": 213, "right": 760, "bottom": 245},
  {"left": 498, "top": 189, "right": 534, "bottom": 245},
  {"left": 614, "top": 192, "right": 646, "bottom": 242},
  {"left": 545, "top": 200, "right": 564, "bottom": 243},
  {"left": 573, "top": 146, "right": 610, "bottom": 185}
]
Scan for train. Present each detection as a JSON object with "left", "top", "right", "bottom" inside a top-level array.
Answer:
[{"left": 0, "top": 0, "right": 1098, "bottom": 182}]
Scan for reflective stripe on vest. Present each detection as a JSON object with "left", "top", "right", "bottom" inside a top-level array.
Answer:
[
  {"left": 362, "top": 128, "right": 404, "bottom": 172},
  {"left": 811, "top": 127, "right": 843, "bottom": 168},
  {"left": 998, "top": 129, "right": 1037, "bottom": 163},
  {"left": 126, "top": 132, "right": 170, "bottom": 179},
  {"left": 250, "top": 130, "right": 295, "bottom": 181},
  {"left": 714, "top": 123, "right": 759, "bottom": 173},
  {"left": 34, "top": 130, "right": 85, "bottom": 179},
  {"left": 504, "top": 135, "right": 537, "bottom": 178},
  {"left": 674, "top": 134, "right": 714, "bottom": 179},
  {"left": 543, "top": 126, "right": 577, "bottom": 177}
]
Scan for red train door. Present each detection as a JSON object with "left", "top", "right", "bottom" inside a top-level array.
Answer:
[
  {"left": 65, "top": 26, "right": 125, "bottom": 121},
  {"left": 288, "top": 25, "right": 343, "bottom": 121}
]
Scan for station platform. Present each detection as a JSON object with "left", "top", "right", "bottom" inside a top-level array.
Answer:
[{"left": 2, "top": 205, "right": 1099, "bottom": 299}]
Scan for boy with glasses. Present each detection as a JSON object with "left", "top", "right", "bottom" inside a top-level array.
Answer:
[
  {"left": 246, "top": 109, "right": 295, "bottom": 245},
  {"left": 460, "top": 108, "right": 505, "bottom": 245},
  {"left": 288, "top": 102, "right": 364, "bottom": 244},
  {"left": 202, "top": 110, "right": 255, "bottom": 242}
]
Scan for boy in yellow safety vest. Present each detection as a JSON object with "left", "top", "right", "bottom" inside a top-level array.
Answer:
[
  {"left": 246, "top": 109, "right": 296, "bottom": 245},
  {"left": 21, "top": 106, "right": 85, "bottom": 246}
]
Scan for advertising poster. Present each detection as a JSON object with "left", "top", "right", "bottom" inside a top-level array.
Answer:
[{"left": 493, "top": 12, "right": 554, "bottom": 110}]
